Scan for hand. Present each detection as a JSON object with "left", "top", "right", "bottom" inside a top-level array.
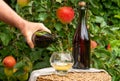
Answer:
[
  {"left": 0, "top": 1, "right": 51, "bottom": 48},
  {"left": 20, "top": 20, "right": 51, "bottom": 48}
]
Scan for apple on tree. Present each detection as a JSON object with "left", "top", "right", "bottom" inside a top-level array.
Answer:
[
  {"left": 2, "top": 56, "right": 16, "bottom": 68},
  {"left": 56, "top": 6, "right": 75, "bottom": 24},
  {"left": 91, "top": 40, "right": 97, "bottom": 49},
  {"left": 2, "top": 56, "right": 16, "bottom": 77}
]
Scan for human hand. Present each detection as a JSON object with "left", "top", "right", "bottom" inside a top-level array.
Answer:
[
  {"left": 0, "top": 0, "right": 50, "bottom": 48},
  {"left": 20, "top": 20, "right": 51, "bottom": 48}
]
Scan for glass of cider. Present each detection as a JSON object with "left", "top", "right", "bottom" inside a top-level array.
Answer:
[{"left": 50, "top": 52, "right": 74, "bottom": 75}]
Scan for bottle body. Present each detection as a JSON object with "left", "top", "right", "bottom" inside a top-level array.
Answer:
[
  {"left": 32, "top": 31, "right": 55, "bottom": 48},
  {"left": 72, "top": 2, "right": 90, "bottom": 69}
]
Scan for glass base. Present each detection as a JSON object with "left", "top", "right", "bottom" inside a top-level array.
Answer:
[{"left": 56, "top": 70, "right": 68, "bottom": 76}]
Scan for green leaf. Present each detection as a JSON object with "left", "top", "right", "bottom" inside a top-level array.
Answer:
[
  {"left": 111, "top": 40, "right": 120, "bottom": 48},
  {"left": 0, "top": 33, "right": 11, "bottom": 46},
  {"left": 114, "top": 14, "right": 120, "bottom": 19},
  {"left": 14, "top": 61, "right": 25, "bottom": 69},
  {"left": 95, "top": 16, "right": 104, "bottom": 23},
  {"left": 33, "top": 62, "right": 50, "bottom": 69},
  {"left": 54, "top": 23, "right": 63, "bottom": 31},
  {"left": 101, "top": 21, "right": 107, "bottom": 27},
  {"left": 47, "top": 46, "right": 56, "bottom": 52},
  {"left": 30, "top": 50, "right": 43, "bottom": 62},
  {"left": 0, "top": 66, "right": 6, "bottom": 80},
  {"left": 89, "top": 0, "right": 99, "bottom": 8},
  {"left": 14, "top": 69, "right": 24, "bottom": 76},
  {"left": 56, "top": 0, "right": 62, "bottom": 3},
  {"left": 94, "top": 16, "right": 107, "bottom": 27},
  {"left": 37, "top": 13, "right": 48, "bottom": 21}
]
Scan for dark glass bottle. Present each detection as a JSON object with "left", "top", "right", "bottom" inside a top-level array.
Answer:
[
  {"left": 72, "top": 1, "right": 90, "bottom": 69},
  {"left": 32, "top": 31, "right": 56, "bottom": 48}
]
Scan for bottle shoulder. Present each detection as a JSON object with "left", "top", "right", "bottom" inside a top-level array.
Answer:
[{"left": 74, "top": 25, "right": 89, "bottom": 40}]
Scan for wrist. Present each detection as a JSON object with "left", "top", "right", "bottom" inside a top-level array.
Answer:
[{"left": 16, "top": 19, "right": 27, "bottom": 32}]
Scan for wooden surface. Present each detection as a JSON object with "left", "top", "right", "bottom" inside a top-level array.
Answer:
[{"left": 36, "top": 71, "right": 111, "bottom": 81}]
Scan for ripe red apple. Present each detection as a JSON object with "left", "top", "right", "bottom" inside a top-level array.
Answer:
[
  {"left": 56, "top": 6, "right": 74, "bottom": 24},
  {"left": 2, "top": 56, "right": 16, "bottom": 68},
  {"left": 91, "top": 40, "right": 97, "bottom": 49}
]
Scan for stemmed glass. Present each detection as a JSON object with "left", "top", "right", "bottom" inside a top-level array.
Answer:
[{"left": 50, "top": 52, "right": 74, "bottom": 75}]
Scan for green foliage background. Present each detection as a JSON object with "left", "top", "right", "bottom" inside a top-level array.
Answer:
[{"left": 0, "top": 0, "right": 120, "bottom": 81}]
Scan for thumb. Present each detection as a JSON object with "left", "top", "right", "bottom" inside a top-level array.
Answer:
[{"left": 26, "top": 36, "right": 34, "bottom": 48}]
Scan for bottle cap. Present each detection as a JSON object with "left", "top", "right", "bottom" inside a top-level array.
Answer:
[{"left": 78, "top": 1, "right": 86, "bottom": 7}]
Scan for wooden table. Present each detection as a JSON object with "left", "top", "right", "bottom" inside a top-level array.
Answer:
[{"left": 29, "top": 67, "right": 111, "bottom": 81}]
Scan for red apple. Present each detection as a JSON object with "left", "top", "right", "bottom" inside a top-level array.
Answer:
[
  {"left": 91, "top": 40, "right": 97, "bottom": 49},
  {"left": 2, "top": 56, "right": 16, "bottom": 68},
  {"left": 56, "top": 6, "right": 74, "bottom": 24}
]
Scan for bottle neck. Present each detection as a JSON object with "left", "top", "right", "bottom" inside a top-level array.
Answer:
[
  {"left": 78, "top": 6, "right": 89, "bottom": 40},
  {"left": 79, "top": 6, "right": 86, "bottom": 23}
]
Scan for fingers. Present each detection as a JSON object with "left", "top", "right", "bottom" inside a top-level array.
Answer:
[
  {"left": 26, "top": 36, "right": 34, "bottom": 48},
  {"left": 24, "top": 22, "right": 51, "bottom": 48},
  {"left": 39, "top": 23, "right": 51, "bottom": 33}
]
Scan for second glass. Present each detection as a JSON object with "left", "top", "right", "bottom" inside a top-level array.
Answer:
[{"left": 50, "top": 52, "right": 74, "bottom": 75}]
